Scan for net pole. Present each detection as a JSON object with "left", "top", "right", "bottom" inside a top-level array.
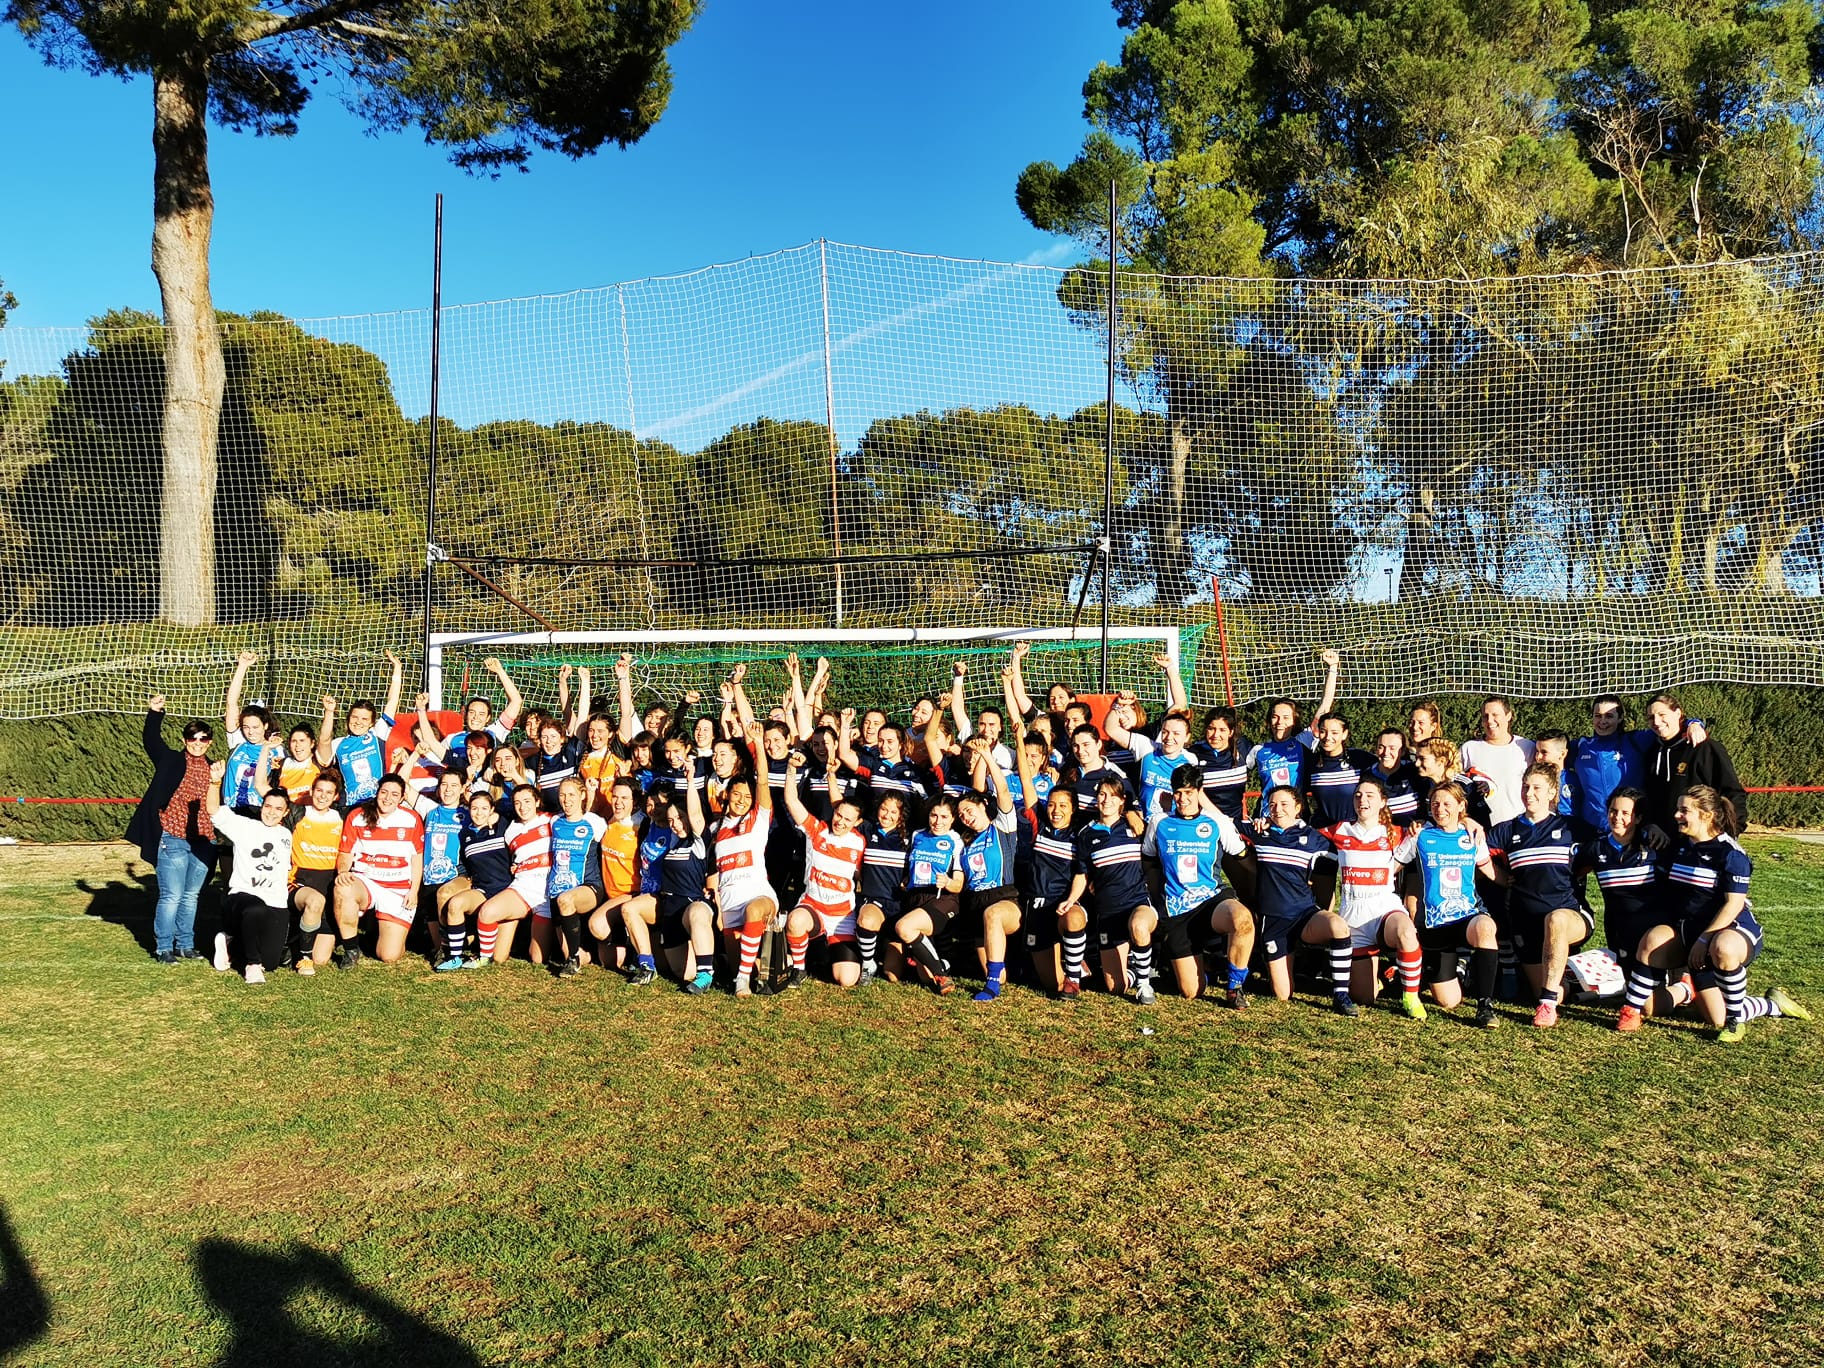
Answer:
[
  {"left": 821, "top": 239, "right": 844, "bottom": 625},
  {"left": 420, "top": 192, "right": 445, "bottom": 701},
  {"left": 1100, "top": 179, "right": 1117, "bottom": 692}
]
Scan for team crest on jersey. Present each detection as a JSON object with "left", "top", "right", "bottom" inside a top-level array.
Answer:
[
  {"left": 1196, "top": 822, "right": 1213, "bottom": 838},
  {"left": 1456, "top": 832, "right": 1474, "bottom": 851}
]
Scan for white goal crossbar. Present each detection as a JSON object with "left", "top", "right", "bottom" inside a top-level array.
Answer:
[{"left": 427, "top": 626, "right": 1181, "bottom": 710}]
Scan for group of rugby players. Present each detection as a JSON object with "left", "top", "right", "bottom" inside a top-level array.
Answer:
[{"left": 167, "top": 640, "right": 1808, "bottom": 1042}]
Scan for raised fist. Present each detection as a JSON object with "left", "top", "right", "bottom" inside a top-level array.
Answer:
[
  {"left": 236, "top": 650, "right": 258, "bottom": 668},
  {"left": 148, "top": 694, "right": 167, "bottom": 713}
]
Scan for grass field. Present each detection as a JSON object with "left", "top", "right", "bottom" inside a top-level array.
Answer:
[{"left": 3, "top": 842, "right": 1824, "bottom": 1367}]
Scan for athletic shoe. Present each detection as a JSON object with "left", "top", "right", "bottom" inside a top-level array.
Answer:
[
  {"left": 782, "top": 967, "right": 808, "bottom": 990},
  {"left": 733, "top": 978, "right": 753, "bottom": 999},
  {"left": 294, "top": 958, "right": 315, "bottom": 977},
  {"left": 1771, "top": 987, "right": 1812, "bottom": 1020},
  {"left": 1533, "top": 999, "right": 1560, "bottom": 1029},
  {"left": 1332, "top": 994, "right": 1359, "bottom": 1018},
  {"left": 175, "top": 947, "right": 204, "bottom": 962},
  {"left": 243, "top": 965, "right": 265, "bottom": 986},
  {"left": 213, "top": 932, "right": 232, "bottom": 973},
  {"left": 973, "top": 979, "right": 1004, "bottom": 1003},
  {"left": 556, "top": 955, "right": 581, "bottom": 980},
  {"left": 459, "top": 954, "right": 490, "bottom": 970},
  {"left": 857, "top": 962, "right": 877, "bottom": 986},
  {"left": 1135, "top": 980, "right": 1156, "bottom": 1006},
  {"left": 1615, "top": 1004, "right": 1643, "bottom": 1033},
  {"left": 1717, "top": 1019, "right": 1747, "bottom": 1044},
  {"left": 685, "top": 969, "right": 715, "bottom": 995},
  {"left": 1472, "top": 999, "right": 1500, "bottom": 1029},
  {"left": 154, "top": 950, "right": 178, "bottom": 966},
  {"left": 1401, "top": 991, "right": 1427, "bottom": 1021},
  {"left": 433, "top": 956, "right": 466, "bottom": 973},
  {"left": 627, "top": 966, "right": 656, "bottom": 987},
  {"left": 932, "top": 975, "right": 954, "bottom": 997},
  {"left": 1225, "top": 987, "right": 1248, "bottom": 1012},
  {"left": 1056, "top": 977, "right": 1081, "bottom": 1002},
  {"left": 332, "top": 944, "right": 362, "bottom": 970}
]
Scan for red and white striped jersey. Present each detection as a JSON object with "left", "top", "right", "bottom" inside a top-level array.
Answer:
[
  {"left": 340, "top": 807, "right": 424, "bottom": 894},
  {"left": 506, "top": 814, "right": 554, "bottom": 877},
  {"left": 713, "top": 806, "right": 772, "bottom": 889},
  {"left": 800, "top": 814, "right": 866, "bottom": 910},
  {"left": 1322, "top": 820, "right": 1405, "bottom": 922}
]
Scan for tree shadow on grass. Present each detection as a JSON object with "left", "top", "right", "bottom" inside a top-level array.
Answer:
[
  {"left": 196, "top": 1238, "right": 480, "bottom": 1368},
  {"left": 0, "top": 1205, "right": 50, "bottom": 1362}
]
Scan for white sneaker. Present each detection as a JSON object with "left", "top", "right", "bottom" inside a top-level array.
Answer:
[
  {"left": 244, "top": 964, "right": 265, "bottom": 985},
  {"left": 213, "top": 931, "right": 232, "bottom": 973},
  {"left": 1135, "top": 980, "right": 1156, "bottom": 1006}
]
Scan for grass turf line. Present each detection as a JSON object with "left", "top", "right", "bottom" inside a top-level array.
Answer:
[{"left": 1, "top": 842, "right": 1822, "bottom": 1367}]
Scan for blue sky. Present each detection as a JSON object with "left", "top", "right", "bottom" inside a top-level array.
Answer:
[{"left": 0, "top": 3, "right": 1119, "bottom": 331}]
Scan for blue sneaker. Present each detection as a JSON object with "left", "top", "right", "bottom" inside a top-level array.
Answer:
[
  {"left": 973, "top": 979, "right": 1004, "bottom": 1003},
  {"left": 433, "top": 956, "right": 466, "bottom": 973},
  {"left": 685, "top": 969, "right": 714, "bottom": 995}
]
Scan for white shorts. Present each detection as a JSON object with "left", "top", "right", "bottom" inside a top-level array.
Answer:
[
  {"left": 509, "top": 872, "right": 553, "bottom": 922},
  {"left": 797, "top": 897, "right": 857, "bottom": 940},
  {"left": 1341, "top": 895, "right": 1405, "bottom": 952},
  {"left": 719, "top": 881, "right": 779, "bottom": 930},
  {"left": 353, "top": 874, "right": 413, "bottom": 927}
]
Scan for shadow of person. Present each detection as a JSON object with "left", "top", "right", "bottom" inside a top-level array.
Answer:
[
  {"left": 196, "top": 1238, "right": 479, "bottom": 1368},
  {"left": 75, "top": 870, "right": 160, "bottom": 955},
  {"left": 0, "top": 1205, "right": 51, "bottom": 1360}
]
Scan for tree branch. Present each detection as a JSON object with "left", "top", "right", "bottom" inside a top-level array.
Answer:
[{"left": 236, "top": 0, "right": 391, "bottom": 47}]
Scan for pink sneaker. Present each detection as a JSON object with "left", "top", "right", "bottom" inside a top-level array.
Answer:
[{"left": 1532, "top": 999, "right": 1559, "bottom": 1028}]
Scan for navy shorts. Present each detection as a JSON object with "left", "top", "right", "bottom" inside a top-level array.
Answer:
[{"left": 1258, "top": 912, "right": 1316, "bottom": 963}]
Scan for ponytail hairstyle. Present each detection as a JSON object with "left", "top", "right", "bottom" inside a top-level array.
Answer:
[{"left": 1682, "top": 783, "right": 1739, "bottom": 838}]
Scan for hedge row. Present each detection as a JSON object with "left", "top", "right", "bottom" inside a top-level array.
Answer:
[{"left": 6, "top": 684, "right": 1824, "bottom": 845}]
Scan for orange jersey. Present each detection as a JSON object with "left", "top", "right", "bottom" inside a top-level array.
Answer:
[
  {"left": 289, "top": 805, "right": 344, "bottom": 877},
  {"left": 600, "top": 817, "right": 642, "bottom": 898}
]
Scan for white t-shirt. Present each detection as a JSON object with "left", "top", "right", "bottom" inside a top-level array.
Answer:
[
  {"left": 1459, "top": 737, "right": 1536, "bottom": 824},
  {"left": 212, "top": 807, "right": 294, "bottom": 908}
]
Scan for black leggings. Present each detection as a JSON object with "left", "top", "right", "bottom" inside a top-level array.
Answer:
[{"left": 223, "top": 892, "right": 290, "bottom": 971}]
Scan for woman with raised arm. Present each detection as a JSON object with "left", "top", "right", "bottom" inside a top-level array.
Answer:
[
  {"left": 221, "top": 650, "right": 277, "bottom": 815},
  {"left": 636, "top": 769, "right": 717, "bottom": 993},
  {"left": 126, "top": 696, "right": 221, "bottom": 964},
  {"left": 777, "top": 744, "right": 869, "bottom": 989},
  {"left": 1247, "top": 647, "right": 1339, "bottom": 801},
  {"left": 442, "top": 656, "right": 526, "bottom": 766},
  {"left": 314, "top": 650, "right": 404, "bottom": 812},
  {"left": 715, "top": 721, "right": 781, "bottom": 998},
  {"left": 209, "top": 770, "right": 295, "bottom": 984}
]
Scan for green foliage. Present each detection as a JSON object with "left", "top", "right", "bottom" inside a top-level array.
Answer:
[
  {"left": 1016, "top": 0, "right": 1824, "bottom": 608},
  {"left": 5, "top": 0, "right": 704, "bottom": 173}
]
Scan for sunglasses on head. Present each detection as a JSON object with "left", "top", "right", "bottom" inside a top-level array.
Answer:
[{"left": 184, "top": 732, "right": 212, "bottom": 742}]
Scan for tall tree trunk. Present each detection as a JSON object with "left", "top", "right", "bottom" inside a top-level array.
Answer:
[
  {"left": 1159, "top": 405, "right": 1193, "bottom": 601},
  {"left": 152, "top": 60, "right": 224, "bottom": 626}
]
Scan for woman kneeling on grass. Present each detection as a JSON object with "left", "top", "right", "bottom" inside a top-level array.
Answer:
[
  {"left": 330, "top": 775, "right": 423, "bottom": 968},
  {"left": 1616, "top": 784, "right": 1810, "bottom": 1041},
  {"left": 1394, "top": 782, "right": 1503, "bottom": 1028},
  {"left": 210, "top": 775, "right": 295, "bottom": 985}
]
